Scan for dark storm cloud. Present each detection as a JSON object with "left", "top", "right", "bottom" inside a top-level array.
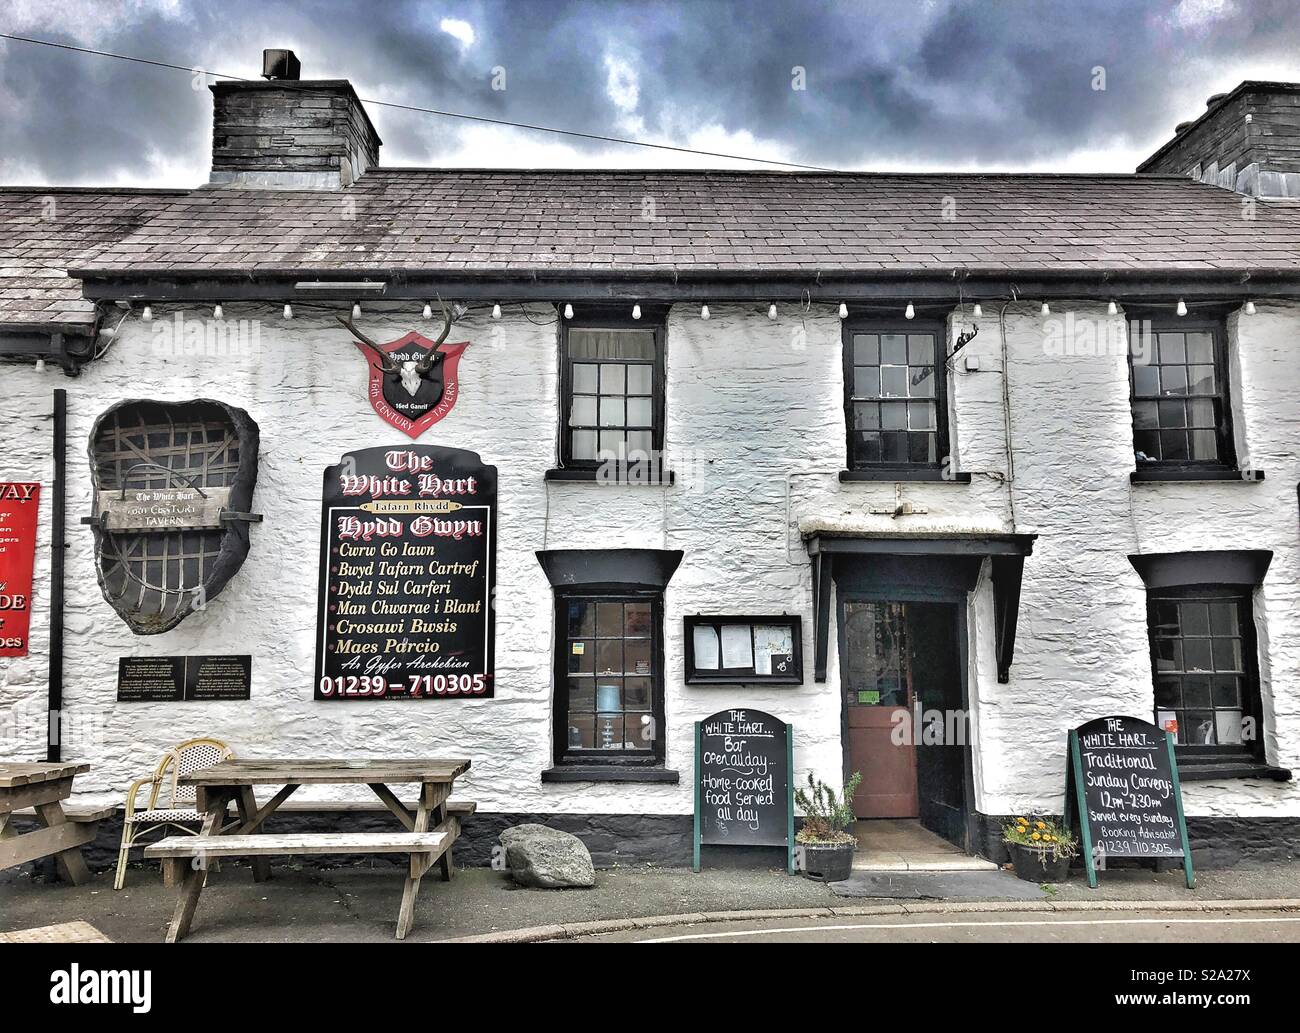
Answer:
[{"left": 1, "top": 0, "right": 1298, "bottom": 184}]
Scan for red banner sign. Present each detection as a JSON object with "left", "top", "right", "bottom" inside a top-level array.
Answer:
[{"left": 0, "top": 481, "right": 40, "bottom": 657}]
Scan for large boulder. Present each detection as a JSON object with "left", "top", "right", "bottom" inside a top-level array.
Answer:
[{"left": 499, "top": 824, "right": 596, "bottom": 888}]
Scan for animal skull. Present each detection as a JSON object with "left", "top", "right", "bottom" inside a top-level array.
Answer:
[{"left": 398, "top": 360, "right": 425, "bottom": 397}]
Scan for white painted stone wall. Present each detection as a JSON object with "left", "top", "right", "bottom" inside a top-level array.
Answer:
[{"left": 0, "top": 299, "right": 1296, "bottom": 822}]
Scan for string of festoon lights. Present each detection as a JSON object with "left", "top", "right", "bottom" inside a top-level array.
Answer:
[{"left": 125, "top": 293, "right": 1259, "bottom": 331}]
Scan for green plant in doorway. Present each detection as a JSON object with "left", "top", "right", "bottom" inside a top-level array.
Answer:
[{"left": 794, "top": 771, "right": 862, "bottom": 845}]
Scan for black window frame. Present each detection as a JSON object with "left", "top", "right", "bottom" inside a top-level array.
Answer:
[
  {"left": 557, "top": 307, "right": 667, "bottom": 473},
  {"left": 1127, "top": 314, "right": 1237, "bottom": 472},
  {"left": 842, "top": 318, "right": 951, "bottom": 473},
  {"left": 1143, "top": 584, "right": 1265, "bottom": 765},
  {"left": 551, "top": 587, "right": 667, "bottom": 768}
]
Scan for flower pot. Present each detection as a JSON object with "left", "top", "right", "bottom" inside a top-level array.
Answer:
[
  {"left": 1006, "top": 841, "right": 1072, "bottom": 883},
  {"left": 799, "top": 840, "right": 855, "bottom": 882}
]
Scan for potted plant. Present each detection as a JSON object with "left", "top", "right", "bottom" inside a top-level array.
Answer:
[
  {"left": 794, "top": 771, "right": 862, "bottom": 882},
  {"left": 1003, "top": 815, "right": 1077, "bottom": 882}
]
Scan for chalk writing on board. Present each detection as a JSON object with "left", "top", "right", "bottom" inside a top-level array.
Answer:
[
  {"left": 1076, "top": 716, "right": 1181, "bottom": 857},
  {"left": 697, "top": 708, "right": 788, "bottom": 847}
]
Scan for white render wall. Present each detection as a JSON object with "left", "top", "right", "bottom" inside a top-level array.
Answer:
[{"left": 0, "top": 299, "right": 1296, "bottom": 821}]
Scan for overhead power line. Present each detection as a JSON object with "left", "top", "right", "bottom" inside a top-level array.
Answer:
[{"left": 0, "top": 32, "right": 837, "bottom": 172}]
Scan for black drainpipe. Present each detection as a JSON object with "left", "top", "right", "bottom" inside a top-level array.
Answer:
[{"left": 46, "top": 387, "right": 66, "bottom": 762}]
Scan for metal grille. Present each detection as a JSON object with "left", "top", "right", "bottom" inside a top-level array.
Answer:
[{"left": 92, "top": 402, "right": 241, "bottom": 626}]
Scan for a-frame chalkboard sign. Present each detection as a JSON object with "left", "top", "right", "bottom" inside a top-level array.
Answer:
[
  {"left": 1064, "top": 715, "right": 1194, "bottom": 889},
  {"left": 693, "top": 709, "right": 794, "bottom": 873}
]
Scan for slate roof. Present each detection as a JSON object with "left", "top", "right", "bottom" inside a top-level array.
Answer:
[
  {"left": 69, "top": 169, "right": 1300, "bottom": 281},
  {"left": 0, "top": 188, "right": 185, "bottom": 333}
]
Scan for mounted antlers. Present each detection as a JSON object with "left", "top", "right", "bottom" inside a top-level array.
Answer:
[{"left": 336, "top": 297, "right": 454, "bottom": 374}]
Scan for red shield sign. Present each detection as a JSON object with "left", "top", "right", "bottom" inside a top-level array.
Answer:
[{"left": 353, "top": 331, "right": 470, "bottom": 439}]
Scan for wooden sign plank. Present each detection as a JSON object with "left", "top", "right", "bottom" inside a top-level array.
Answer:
[{"left": 98, "top": 486, "right": 233, "bottom": 532}]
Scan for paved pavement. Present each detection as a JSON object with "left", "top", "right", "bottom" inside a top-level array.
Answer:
[
  {"left": 568, "top": 908, "right": 1300, "bottom": 943},
  {"left": 2, "top": 860, "right": 1299, "bottom": 943}
]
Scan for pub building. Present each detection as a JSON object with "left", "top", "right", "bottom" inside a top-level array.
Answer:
[{"left": 1, "top": 53, "right": 1298, "bottom": 871}]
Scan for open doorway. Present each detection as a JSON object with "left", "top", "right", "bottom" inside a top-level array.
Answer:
[{"left": 840, "top": 598, "right": 972, "bottom": 855}]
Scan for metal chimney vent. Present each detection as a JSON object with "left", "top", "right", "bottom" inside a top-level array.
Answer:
[{"left": 262, "top": 49, "right": 301, "bottom": 81}]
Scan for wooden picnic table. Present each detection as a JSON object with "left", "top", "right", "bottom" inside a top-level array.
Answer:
[
  {"left": 0, "top": 762, "right": 111, "bottom": 885},
  {"left": 145, "top": 757, "right": 472, "bottom": 942}
]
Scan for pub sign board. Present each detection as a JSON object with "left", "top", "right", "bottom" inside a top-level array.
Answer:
[
  {"left": 314, "top": 446, "right": 496, "bottom": 700},
  {"left": 1064, "top": 715, "right": 1194, "bottom": 889},
  {"left": 693, "top": 708, "right": 794, "bottom": 873},
  {"left": 0, "top": 482, "right": 40, "bottom": 658}
]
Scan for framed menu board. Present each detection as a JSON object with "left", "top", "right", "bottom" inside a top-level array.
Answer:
[
  {"left": 693, "top": 708, "right": 794, "bottom": 872},
  {"left": 1064, "top": 715, "right": 1194, "bottom": 889},
  {"left": 684, "top": 614, "right": 802, "bottom": 685},
  {"left": 314, "top": 446, "right": 496, "bottom": 700}
]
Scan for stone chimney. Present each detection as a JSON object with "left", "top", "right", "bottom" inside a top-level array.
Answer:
[
  {"left": 1138, "top": 81, "right": 1300, "bottom": 199},
  {"left": 209, "top": 49, "right": 381, "bottom": 190}
]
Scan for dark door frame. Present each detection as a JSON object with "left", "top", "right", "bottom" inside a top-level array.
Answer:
[{"left": 835, "top": 584, "right": 976, "bottom": 854}]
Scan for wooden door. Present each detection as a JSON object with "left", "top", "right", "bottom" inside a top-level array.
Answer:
[{"left": 842, "top": 600, "right": 918, "bottom": 818}]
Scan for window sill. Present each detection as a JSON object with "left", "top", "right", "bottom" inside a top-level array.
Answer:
[
  {"left": 545, "top": 467, "right": 676, "bottom": 486},
  {"left": 1176, "top": 760, "right": 1291, "bottom": 782},
  {"left": 541, "top": 765, "right": 680, "bottom": 784},
  {"left": 1131, "top": 468, "right": 1265, "bottom": 484},
  {"left": 840, "top": 469, "right": 972, "bottom": 483}
]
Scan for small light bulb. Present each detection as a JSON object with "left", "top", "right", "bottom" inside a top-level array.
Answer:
[
  {"left": 1244, "top": 299, "right": 1256, "bottom": 316},
  {"left": 564, "top": 303, "right": 574, "bottom": 319},
  {"left": 423, "top": 302, "right": 432, "bottom": 319},
  {"left": 492, "top": 303, "right": 502, "bottom": 319},
  {"left": 904, "top": 302, "right": 915, "bottom": 320},
  {"left": 632, "top": 303, "right": 641, "bottom": 320},
  {"left": 352, "top": 302, "right": 362, "bottom": 319},
  {"left": 1176, "top": 298, "right": 1187, "bottom": 317},
  {"left": 141, "top": 305, "right": 153, "bottom": 322},
  {"left": 1107, "top": 300, "right": 1118, "bottom": 316},
  {"left": 768, "top": 303, "right": 777, "bottom": 320},
  {"left": 1040, "top": 301, "right": 1051, "bottom": 316},
  {"left": 971, "top": 302, "right": 983, "bottom": 319},
  {"left": 213, "top": 303, "right": 224, "bottom": 320},
  {"left": 838, "top": 302, "right": 848, "bottom": 319},
  {"left": 700, "top": 304, "right": 710, "bottom": 320},
  {"left": 283, "top": 304, "right": 293, "bottom": 320},
  {"left": 34, "top": 358, "right": 46, "bottom": 373}
]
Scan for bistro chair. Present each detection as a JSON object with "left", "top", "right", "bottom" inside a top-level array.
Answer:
[{"left": 113, "top": 737, "right": 234, "bottom": 890}]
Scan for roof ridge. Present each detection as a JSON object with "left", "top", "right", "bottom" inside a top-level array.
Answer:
[
  {"left": 0, "top": 186, "right": 191, "bottom": 195},
  {"left": 359, "top": 167, "right": 1198, "bottom": 180}
]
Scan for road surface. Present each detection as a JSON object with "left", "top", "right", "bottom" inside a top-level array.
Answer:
[{"left": 569, "top": 908, "right": 1300, "bottom": 943}]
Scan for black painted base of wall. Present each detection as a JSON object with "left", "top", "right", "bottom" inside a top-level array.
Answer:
[
  {"left": 973, "top": 811, "right": 1300, "bottom": 869},
  {"left": 10, "top": 809, "right": 1299, "bottom": 881}
]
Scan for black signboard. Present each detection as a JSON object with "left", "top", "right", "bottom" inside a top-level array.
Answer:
[
  {"left": 693, "top": 708, "right": 793, "bottom": 872},
  {"left": 314, "top": 445, "right": 496, "bottom": 700},
  {"left": 118, "top": 655, "right": 252, "bottom": 702},
  {"left": 1065, "top": 715, "right": 1194, "bottom": 889}
]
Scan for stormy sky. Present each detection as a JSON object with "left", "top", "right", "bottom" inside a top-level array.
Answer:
[{"left": 1, "top": 0, "right": 1298, "bottom": 185}]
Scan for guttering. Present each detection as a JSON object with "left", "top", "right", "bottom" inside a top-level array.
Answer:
[{"left": 70, "top": 266, "right": 1300, "bottom": 304}]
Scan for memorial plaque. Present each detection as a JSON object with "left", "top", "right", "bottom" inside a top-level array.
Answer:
[
  {"left": 117, "top": 655, "right": 251, "bottom": 702},
  {"left": 314, "top": 446, "right": 496, "bottom": 700}
]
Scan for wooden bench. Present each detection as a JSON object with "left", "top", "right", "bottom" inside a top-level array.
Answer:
[
  {"left": 153, "top": 758, "right": 473, "bottom": 941},
  {"left": 146, "top": 830, "right": 451, "bottom": 862},
  {"left": 13, "top": 804, "right": 116, "bottom": 823},
  {"left": 0, "top": 765, "right": 111, "bottom": 885}
]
